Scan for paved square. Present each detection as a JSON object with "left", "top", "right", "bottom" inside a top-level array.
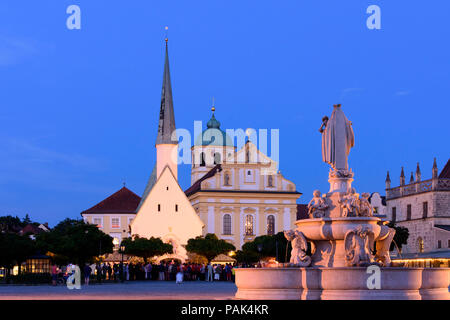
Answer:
[{"left": 0, "top": 281, "right": 237, "bottom": 300}]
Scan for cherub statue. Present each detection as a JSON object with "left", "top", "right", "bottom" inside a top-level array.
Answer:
[
  {"left": 358, "top": 192, "right": 373, "bottom": 217},
  {"left": 284, "top": 230, "right": 311, "bottom": 267},
  {"left": 339, "top": 188, "right": 359, "bottom": 217},
  {"left": 344, "top": 226, "right": 375, "bottom": 267},
  {"left": 307, "top": 190, "right": 329, "bottom": 218}
]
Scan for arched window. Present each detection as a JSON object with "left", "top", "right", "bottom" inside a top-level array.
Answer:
[
  {"left": 246, "top": 150, "right": 250, "bottom": 163},
  {"left": 223, "top": 214, "right": 232, "bottom": 235},
  {"left": 200, "top": 152, "right": 206, "bottom": 167},
  {"left": 417, "top": 237, "right": 424, "bottom": 253},
  {"left": 245, "top": 215, "right": 254, "bottom": 236},
  {"left": 268, "top": 175, "right": 273, "bottom": 187},
  {"left": 214, "top": 152, "right": 221, "bottom": 164},
  {"left": 267, "top": 215, "right": 275, "bottom": 235}
]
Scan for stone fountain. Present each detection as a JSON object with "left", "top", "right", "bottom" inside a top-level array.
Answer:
[{"left": 234, "top": 105, "right": 449, "bottom": 300}]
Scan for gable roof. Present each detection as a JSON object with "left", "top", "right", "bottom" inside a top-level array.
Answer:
[
  {"left": 20, "top": 224, "right": 45, "bottom": 235},
  {"left": 135, "top": 164, "right": 157, "bottom": 213},
  {"left": 438, "top": 158, "right": 450, "bottom": 179},
  {"left": 184, "top": 164, "right": 222, "bottom": 197},
  {"left": 296, "top": 204, "right": 309, "bottom": 220},
  {"left": 81, "top": 187, "right": 141, "bottom": 215}
]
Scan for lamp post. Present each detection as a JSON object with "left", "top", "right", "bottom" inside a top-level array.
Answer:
[{"left": 120, "top": 244, "right": 125, "bottom": 283}]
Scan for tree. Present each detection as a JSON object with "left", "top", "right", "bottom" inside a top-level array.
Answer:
[
  {"left": 0, "top": 215, "right": 24, "bottom": 233},
  {"left": 235, "top": 250, "right": 260, "bottom": 264},
  {"left": 0, "top": 233, "right": 36, "bottom": 282},
  {"left": 36, "top": 218, "right": 113, "bottom": 266},
  {"left": 121, "top": 236, "right": 173, "bottom": 263},
  {"left": 186, "top": 233, "right": 235, "bottom": 263},
  {"left": 236, "top": 232, "right": 291, "bottom": 264},
  {"left": 387, "top": 222, "right": 409, "bottom": 252}
]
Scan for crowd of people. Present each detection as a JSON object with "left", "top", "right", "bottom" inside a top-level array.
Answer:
[{"left": 52, "top": 261, "right": 237, "bottom": 285}]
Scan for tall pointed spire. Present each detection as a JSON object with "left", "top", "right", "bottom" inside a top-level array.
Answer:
[
  {"left": 432, "top": 157, "right": 438, "bottom": 178},
  {"left": 400, "top": 166, "right": 405, "bottom": 186},
  {"left": 156, "top": 37, "right": 177, "bottom": 145},
  {"left": 415, "top": 162, "right": 421, "bottom": 182},
  {"left": 385, "top": 171, "right": 391, "bottom": 189}
]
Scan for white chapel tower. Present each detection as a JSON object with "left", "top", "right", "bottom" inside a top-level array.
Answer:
[{"left": 130, "top": 39, "right": 204, "bottom": 262}]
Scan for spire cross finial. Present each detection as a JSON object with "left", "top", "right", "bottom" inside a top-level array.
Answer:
[
  {"left": 164, "top": 26, "right": 169, "bottom": 43},
  {"left": 211, "top": 97, "right": 215, "bottom": 113}
]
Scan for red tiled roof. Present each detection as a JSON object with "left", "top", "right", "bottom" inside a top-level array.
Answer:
[
  {"left": 439, "top": 158, "right": 450, "bottom": 179},
  {"left": 297, "top": 204, "right": 309, "bottom": 220},
  {"left": 185, "top": 164, "right": 222, "bottom": 197},
  {"left": 81, "top": 187, "right": 141, "bottom": 215},
  {"left": 20, "top": 224, "right": 44, "bottom": 235}
]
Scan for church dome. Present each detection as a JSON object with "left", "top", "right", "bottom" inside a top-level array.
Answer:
[{"left": 195, "top": 109, "right": 234, "bottom": 147}]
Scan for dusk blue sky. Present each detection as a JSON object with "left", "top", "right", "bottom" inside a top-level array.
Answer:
[{"left": 0, "top": 1, "right": 448, "bottom": 226}]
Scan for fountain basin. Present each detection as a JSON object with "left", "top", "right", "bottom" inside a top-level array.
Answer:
[
  {"left": 294, "top": 217, "right": 382, "bottom": 240},
  {"left": 234, "top": 267, "right": 450, "bottom": 300}
]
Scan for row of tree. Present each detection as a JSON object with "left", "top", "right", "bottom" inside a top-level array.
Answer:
[{"left": 0, "top": 214, "right": 409, "bottom": 278}]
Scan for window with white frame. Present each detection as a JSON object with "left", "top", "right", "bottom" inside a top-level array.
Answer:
[
  {"left": 267, "top": 215, "right": 275, "bottom": 235},
  {"left": 93, "top": 217, "right": 103, "bottom": 228},
  {"left": 245, "top": 215, "right": 254, "bottom": 236},
  {"left": 223, "top": 214, "right": 232, "bottom": 235},
  {"left": 111, "top": 217, "right": 120, "bottom": 229}
]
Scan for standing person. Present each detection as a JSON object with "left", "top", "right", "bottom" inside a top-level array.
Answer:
[
  {"left": 113, "top": 263, "right": 119, "bottom": 282},
  {"left": 207, "top": 263, "right": 213, "bottom": 282},
  {"left": 158, "top": 262, "right": 165, "bottom": 281},
  {"left": 101, "top": 263, "right": 107, "bottom": 281},
  {"left": 226, "top": 264, "right": 232, "bottom": 281},
  {"left": 145, "top": 263, "right": 152, "bottom": 280},
  {"left": 200, "top": 264, "right": 205, "bottom": 281},
  {"left": 214, "top": 265, "right": 221, "bottom": 281},
  {"left": 96, "top": 263, "right": 102, "bottom": 284},
  {"left": 176, "top": 266, "right": 183, "bottom": 284},
  {"left": 107, "top": 263, "right": 112, "bottom": 281},
  {"left": 164, "top": 262, "right": 170, "bottom": 281},
  {"left": 125, "top": 263, "right": 129, "bottom": 281},
  {"left": 84, "top": 264, "right": 92, "bottom": 285},
  {"left": 51, "top": 264, "right": 58, "bottom": 286},
  {"left": 119, "top": 262, "right": 124, "bottom": 282}
]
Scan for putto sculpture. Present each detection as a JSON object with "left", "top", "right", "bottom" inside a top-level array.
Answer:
[
  {"left": 284, "top": 230, "right": 311, "bottom": 267},
  {"left": 307, "top": 190, "right": 329, "bottom": 218},
  {"left": 339, "top": 188, "right": 359, "bottom": 217}
]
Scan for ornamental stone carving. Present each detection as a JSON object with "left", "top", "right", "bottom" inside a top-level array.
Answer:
[{"left": 344, "top": 226, "right": 375, "bottom": 267}]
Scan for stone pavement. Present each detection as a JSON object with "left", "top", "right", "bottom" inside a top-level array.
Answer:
[{"left": 0, "top": 281, "right": 237, "bottom": 300}]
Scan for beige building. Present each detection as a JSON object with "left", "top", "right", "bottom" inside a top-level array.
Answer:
[
  {"left": 81, "top": 186, "right": 140, "bottom": 250},
  {"left": 385, "top": 158, "right": 450, "bottom": 254},
  {"left": 186, "top": 109, "right": 301, "bottom": 249}
]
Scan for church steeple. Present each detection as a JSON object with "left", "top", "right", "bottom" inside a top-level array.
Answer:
[
  {"left": 155, "top": 37, "right": 178, "bottom": 180},
  {"left": 156, "top": 38, "right": 177, "bottom": 145}
]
